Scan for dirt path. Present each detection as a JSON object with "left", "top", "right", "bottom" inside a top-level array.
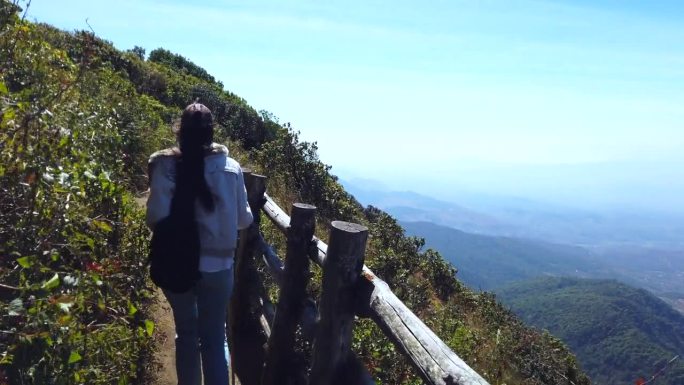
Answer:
[
  {"left": 135, "top": 195, "right": 177, "bottom": 385},
  {"left": 148, "top": 288, "right": 177, "bottom": 385}
]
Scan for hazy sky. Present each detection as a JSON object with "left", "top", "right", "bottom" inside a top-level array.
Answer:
[{"left": 25, "top": 0, "right": 684, "bottom": 211}]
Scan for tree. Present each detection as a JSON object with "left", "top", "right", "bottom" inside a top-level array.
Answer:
[{"left": 129, "top": 45, "right": 146, "bottom": 60}]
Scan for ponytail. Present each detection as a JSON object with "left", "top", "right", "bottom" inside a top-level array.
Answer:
[{"left": 174, "top": 103, "right": 215, "bottom": 215}]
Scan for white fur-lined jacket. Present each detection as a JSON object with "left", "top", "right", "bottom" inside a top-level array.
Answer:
[{"left": 146, "top": 143, "right": 253, "bottom": 259}]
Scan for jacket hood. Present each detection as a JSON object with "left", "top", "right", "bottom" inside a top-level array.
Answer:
[{"left": 148, "top": 143, "right": 229, "bottom": 163}]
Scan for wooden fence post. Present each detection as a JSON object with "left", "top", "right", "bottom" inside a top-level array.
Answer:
[
  {"left": 261, "top": 194, "right": 488, "bottom": 385},
  {"left": 310, "top": 221, "right": 369, "bottom": 385},
  {"left": 262, "top": 203, "right": 316, "bottom": 385},
  {"left": 229, "top": 171, "right": 268, "bottom": 385}
]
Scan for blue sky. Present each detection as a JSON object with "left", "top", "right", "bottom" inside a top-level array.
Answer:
[{"left": 25, "top": 0, "right": 684, "bottom": 211}]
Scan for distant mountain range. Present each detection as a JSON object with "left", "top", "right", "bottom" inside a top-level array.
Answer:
[
  {"left": 402, "top": 220, "right": 684, "bottom": 311},
  {"left": 341, "top": 177, "right": 684, "bottom": 385},
  {"left": 342, "top": 178, "right": 684, "bottom": 308},
  {"left": 400, "top": 220, "right": 606, "bottom": 290},
  {"left": 342, "top": 178, "right": 684, "bottom": 249},
  {"left": 496, "top": 277, "right": 684, "bottom": 385}
]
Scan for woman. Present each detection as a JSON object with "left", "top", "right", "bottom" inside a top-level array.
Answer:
[{"left": 146, "top": 102, "right": 253, "bottom": 385}]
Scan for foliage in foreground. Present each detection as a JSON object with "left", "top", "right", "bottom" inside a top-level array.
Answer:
[
  {"left": 1, "top": 2, "right": 591, "bottom": 384},
  {"left": 0, "top": 5, "right": 166, "bottom": 383}
]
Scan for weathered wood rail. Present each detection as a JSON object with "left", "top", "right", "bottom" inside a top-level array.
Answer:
[{"left": 228, "top": 172, "right": 490, "bottom": 385}]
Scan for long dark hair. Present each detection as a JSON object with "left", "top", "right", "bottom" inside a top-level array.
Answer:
[{"left": 173, "top": 103, "right": 215, "bottom": 216}]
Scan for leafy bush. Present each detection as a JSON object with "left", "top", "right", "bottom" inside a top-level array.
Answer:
[
  {"left": 0, "top": 9, "right": 163, "bottom": 383},
  {"left": 253, "top": 122, "right": 359, "bottom": 221},
  {"left": 148, "top": 48, "right": 217, "bottom": 85}
]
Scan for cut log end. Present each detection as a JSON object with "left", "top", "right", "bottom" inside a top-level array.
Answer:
[
  {"left": 331, "top": 221, "right": 368, "bottom": 234},
  {"left": 293, "top": 202, "right": 316, "bottom": 210},
  {"left": 290, "top": 203, "right": 316, "bottom": 236}
]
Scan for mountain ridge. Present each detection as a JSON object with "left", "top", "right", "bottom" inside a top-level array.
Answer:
[
  {"left": 401, "top": 220, "right": 606, "bottom": 291},
  {"left": 496, "top": 277, "right": 684, "bottom": 385},
  {"left": 401, "top": 219, "right": 684, "bottom": 315},
  {"left": 342, "top": 177, "right": 684, "bottom": 249}
]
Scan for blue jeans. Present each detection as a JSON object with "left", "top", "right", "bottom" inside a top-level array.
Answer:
[{"left": 163, "top": 268, "right": 234, "bottom": 385}]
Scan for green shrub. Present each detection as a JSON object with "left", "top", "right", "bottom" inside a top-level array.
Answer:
[{"left": 0, "top": 15, "right": 159, "bottom": 384}]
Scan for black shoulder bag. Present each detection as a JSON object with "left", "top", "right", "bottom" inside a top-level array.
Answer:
[{"left": 148, "top": 159, "right": 202, "bottom": 293}]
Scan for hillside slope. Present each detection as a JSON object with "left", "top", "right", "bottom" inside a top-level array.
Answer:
[
  {"left": 401, "top": 220, "right": 684, "bottom": 316},
  {"left": 401, "top": 220, "right": 607, "bottom": 290},
  {"left": 1, "top": 3, "right": 590, "bottom": 384},
  {"left": 497, "top": 277, "right": 684, "bottom": 385}
]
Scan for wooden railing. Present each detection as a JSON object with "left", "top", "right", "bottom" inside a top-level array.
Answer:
[{"left": 228, "top": 172, "right": 490, "bottom": 385}]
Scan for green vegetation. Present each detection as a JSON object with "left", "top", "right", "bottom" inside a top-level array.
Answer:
[
  {"left": 1, "top": 2, "right": 591, "bottom": 384},
  {"left": 497, "top": 277, "right": 684, "bottom": 385},
  {"left": 0, "top": 5, "right": 163, "bottom": 383}
]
